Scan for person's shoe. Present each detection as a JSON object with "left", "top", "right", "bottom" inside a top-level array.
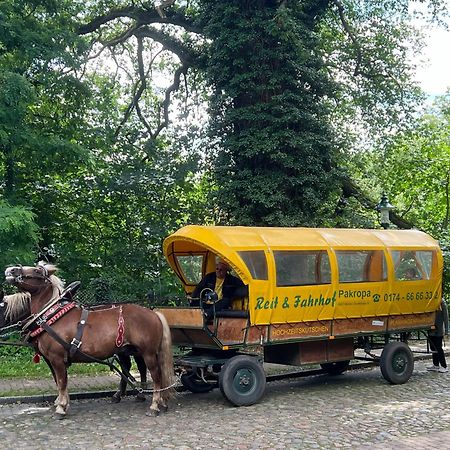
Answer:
[
  {"left": 439, "top": 367, "right": 448, "bottom": 373},
  {"left": 427, "top": 365, "right": 439, "bottom": 371}
]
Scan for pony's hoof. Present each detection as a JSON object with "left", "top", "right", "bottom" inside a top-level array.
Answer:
[
  {"left": 135, "top": 394, "right": 146, "bottom": 402},
  {"left": 146, "top": 409, "right": 160, "bottom": 417},
  {"left": 54, "top": 412, "right": 66, "bottom": 420},
  {"left": 111, "top": 394, "right": 121, "bottom": 404},
  {"left": 159, "top": 405, "right": 168, "bottom": 413}
]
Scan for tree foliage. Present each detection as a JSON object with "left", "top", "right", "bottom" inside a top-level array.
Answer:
[
  {"left": 0, "top": 0, "right": 449, "bottom": 299},
  {"left": 201, "top": 1, "right": 339, "bottom": 226},
  {"left": 373, "top": 94, "right": 450, "bottom": 236},
  {"left": 0, "top": 0, "right": 217, "bottom": 301},
  {"left": 0, "top": 201, "right": 40, "bottom": 269},
  {"left": 76, "top": 0, "right": 443, "bottom": 225}
]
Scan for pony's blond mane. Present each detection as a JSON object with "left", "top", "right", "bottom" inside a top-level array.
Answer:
[
  {"left": 3, "top": 292, "right": 31, "bottom": 322},
  {"left": 48, "top": 273, "right": 65, "bottom": 301},
  {"left": 37, "top": 262, "right": 65, "bottom": 301}
]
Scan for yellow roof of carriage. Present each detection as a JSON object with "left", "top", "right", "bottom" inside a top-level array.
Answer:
[{"left": 163, "top": 225, "right": 441, "bottom": 283}]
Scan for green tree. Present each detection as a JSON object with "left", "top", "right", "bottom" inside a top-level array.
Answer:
[
  {"left": 360, "top": 93, "right": 450, "bottom": 291},
  {"left": 201, "top": 1, "right": 338, "bottom": 226},
  {"left": 0, "top": 0, "right": 93, "bottom": 249},
  {"left": 0, "top": 71, "right": 35, "bottom": 201},
  {"left": 373, "top": 93, "right": 450, "bottom": 236},
  {"left": 0, "top": 0, "right": 212, "bottom": 300},
  {"left": 77, "top": 0, "right": 444, "bottom": 226},
  {"left": 1, "top": 0, "right": 447, "bottom": 299},
  {"left": 0, "top": 201, "right": 40, "bottom": 270}
]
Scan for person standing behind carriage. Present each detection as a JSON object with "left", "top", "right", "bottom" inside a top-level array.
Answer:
[
  {"left": 188, "top": 259, "right": 244, "bottom": 318},
  {"left": 427, "top": 298, "right": 449, "bottom": 373}
]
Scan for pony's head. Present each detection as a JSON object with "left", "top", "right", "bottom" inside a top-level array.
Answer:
[{"left": 4, "top": 262, "right": 63, "bottom": 302}]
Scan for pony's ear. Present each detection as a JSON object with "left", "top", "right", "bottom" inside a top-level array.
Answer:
[{"left": 38, "top": 261, "right": 57, "bottom": 276}]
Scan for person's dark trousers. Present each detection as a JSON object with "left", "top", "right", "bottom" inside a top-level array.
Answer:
[{"left": 429, "top": 335, "right": 447, "bottom": 368}]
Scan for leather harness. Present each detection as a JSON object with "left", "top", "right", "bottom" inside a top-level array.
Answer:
[{"left": 23, "top": 301, "right": 90, "bottom": 364}]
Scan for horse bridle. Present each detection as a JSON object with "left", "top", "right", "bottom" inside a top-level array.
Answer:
[{"left": 7, "top": 265, "right": 52, "bottom": 287}]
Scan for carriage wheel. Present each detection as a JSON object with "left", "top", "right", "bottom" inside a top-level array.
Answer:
[
  {"left": 320, "top": 360, "right": 350, "bottom": 375},
  {"left": 180, "top": 370, "right": 216, "bottom": 393},
  {"left": 380, "top": 341, "right": 414, "bottom": 384},
  {"left": 219, "top": 355, "right": 266, "bottom": 406}
]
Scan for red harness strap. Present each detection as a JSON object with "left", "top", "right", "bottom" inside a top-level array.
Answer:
[
  {"left": 115, "top": 305, "right": 125, "bottom": 347},
  {"left": 30, "top": 303, "right": 77, "bottom": 338}
]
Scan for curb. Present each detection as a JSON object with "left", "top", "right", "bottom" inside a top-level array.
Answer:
[
  {"left": 0, "top": 353, "right": 440, "bottom": 406},
  {"left": 0, "top": 385, "right": 192, "bottom": 406},
  {"left": 0, "top": 389, "right": 118, "bottom": 405}
]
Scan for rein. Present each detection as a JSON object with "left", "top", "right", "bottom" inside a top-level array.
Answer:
[
  {"left": 21, "top": 280, "right": 80, "bottom": 334},
  {"left": 0, "top": 321, "right": 34, "bottom": 348}
]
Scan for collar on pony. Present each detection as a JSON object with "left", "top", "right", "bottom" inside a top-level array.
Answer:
[{"left": 21, "top": 281, "right": 82, "bottom": 337}]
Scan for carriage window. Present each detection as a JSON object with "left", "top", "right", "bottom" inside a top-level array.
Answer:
[
  {"left": 336, "top": 250, "right": 387, "bottom": 283},
  {"left": 175, "top": 255, "right": 204, "bottom": 284},
  {"left": 274, "top": 251, "right": 331, "bottom": 287},
  {"left": 238, "top": 251, "right": 268, "bottom": 280},
  {"left": 392, "top": 250, "right": 434, "bottom": 280}
]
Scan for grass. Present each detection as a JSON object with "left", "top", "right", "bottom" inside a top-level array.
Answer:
[{"left": 0, "top": 344, "right": 112, "bottom": 379}]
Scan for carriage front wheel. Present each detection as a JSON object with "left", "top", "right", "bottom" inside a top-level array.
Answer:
[
  {"left": 380, "top": 341, "right": 414, "bottom": 384},
  {"left": 219, "top": 355, "right": 266, "bottom": 406}
]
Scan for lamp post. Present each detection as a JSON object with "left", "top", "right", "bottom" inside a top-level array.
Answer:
[{"left": 376, "top": 193, "right": 395, "bottom": 229}]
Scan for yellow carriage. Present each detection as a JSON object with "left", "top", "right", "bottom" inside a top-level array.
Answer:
[{"left": 158, "top": 225, "right": 443, "bottom": 405}]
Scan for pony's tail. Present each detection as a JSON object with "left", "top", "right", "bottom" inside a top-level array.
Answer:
[{"left": 155, "top": 311, "right": 176, "bottom": 401}]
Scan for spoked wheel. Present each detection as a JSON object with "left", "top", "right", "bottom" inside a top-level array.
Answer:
[
  {"left": 219, "top": 355, "right": 266, "bottom": 406},
  {"left": 320, "top": 360, "right": 350, "bottom": 375},
  {"left": 380, "top": 341, "right": 414, "bottom": 384},
  {"left": 180, "top": 369, "right": 216, "bottom": 393}
]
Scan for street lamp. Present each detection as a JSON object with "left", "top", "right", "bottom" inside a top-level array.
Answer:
[{"left": 376, "top": 193, "right": 395, "bottom": 229}]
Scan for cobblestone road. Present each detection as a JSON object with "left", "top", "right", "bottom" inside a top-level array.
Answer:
[{"left": 1, "top": 359, "right": 450, "bottom": 449}]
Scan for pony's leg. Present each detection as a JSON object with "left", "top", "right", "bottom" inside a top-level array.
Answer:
[
  {"left": 135, "top": 356, "right": 147, "bottom": 402},
  {"left": 112, "top": 354, "right": 131, "bottom": 403},
  {"left": 51, "top": 360, "right": 70, "bottom": 418},
  {"left": 143, "top": 353, "right": 163, "bottom": 416},
  {"left": 42, "top": 356, "right": 60, "bottom": 408}
]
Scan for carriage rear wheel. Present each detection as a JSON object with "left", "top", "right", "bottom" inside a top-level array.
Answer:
[
  {"left": 180, "top": 370, "right": 216, "bottom": 393},
  {"left": 380, "top": 341, "right": 414, "bottom": 384},
  {"left": 219, "top": 355, "right": 266, "bottom": 406},
  {"left": 320, "top": 360, "right": 350, "bottom": 375}
]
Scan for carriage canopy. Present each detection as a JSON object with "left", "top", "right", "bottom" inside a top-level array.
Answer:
[{"left": 163, "top": 226, "right": 443, "bottom": 326}]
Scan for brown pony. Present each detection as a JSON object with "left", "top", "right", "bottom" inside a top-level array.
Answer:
[{"left": 4, "top": 262, "right": 175, "bottom": 418}]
